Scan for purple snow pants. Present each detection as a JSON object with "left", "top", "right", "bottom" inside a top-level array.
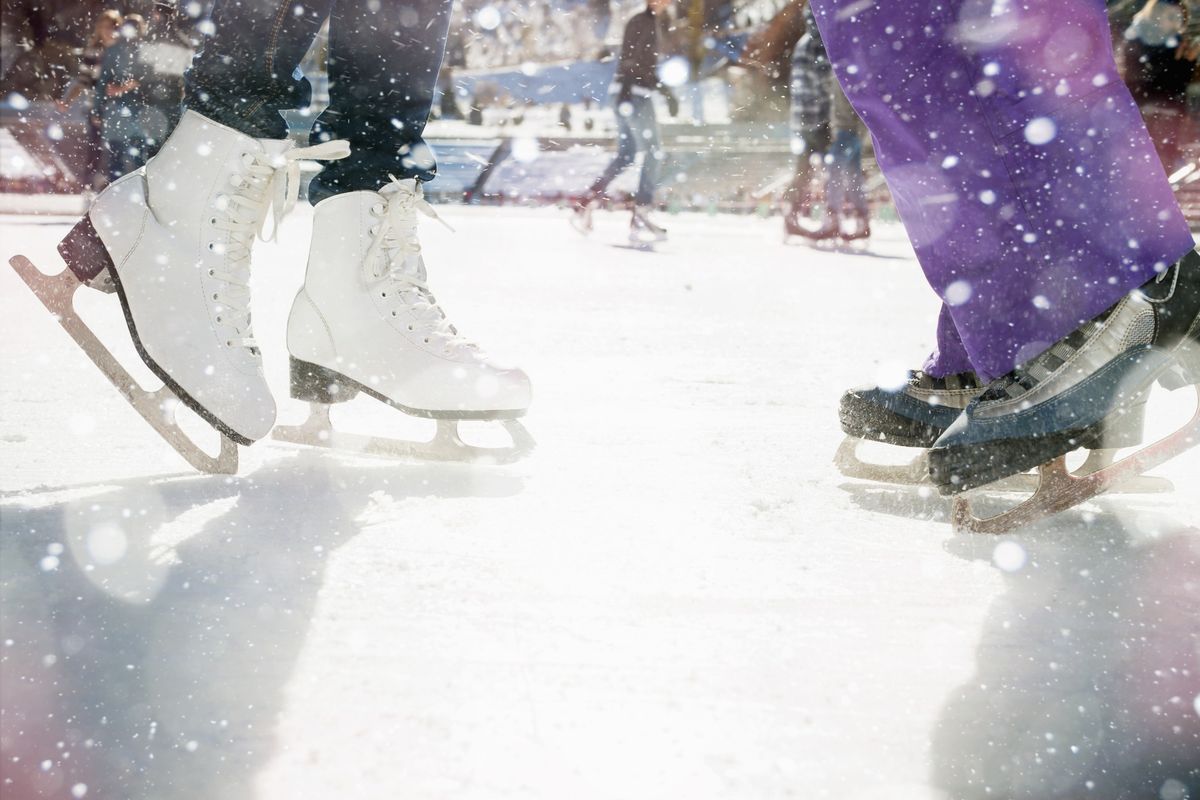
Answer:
[{"left": 808, "top": 0, "right": 1195, "bottom": 380}]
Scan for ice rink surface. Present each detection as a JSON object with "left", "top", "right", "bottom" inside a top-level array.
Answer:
[{"left": 1, "top": 207, "right": 1198, "bottom": 799}]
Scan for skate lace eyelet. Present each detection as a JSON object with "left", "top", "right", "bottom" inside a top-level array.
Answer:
[
  {"left": 391, "top": 311, "right": 397, "bottom": 316},
  {"left": 371, "top": 204, "right": 384, "bottom": 216},
  {"left": 380, "top": 291, "right": 387, "bottom": 298},
  {"left": 212, "top": 293, "right": 219, "bottom": 300},
  {"left": 369, "top": 226, "right": 378, "bottom": 235},
  {"left": 207, "top": 243, "right": 214, "bottom": 250},
  {"left": 208, "top": 269, "right": 215, "bottom": 276},
  {"left": 407, "top": 324, "right": 414, "bottom": 331}
]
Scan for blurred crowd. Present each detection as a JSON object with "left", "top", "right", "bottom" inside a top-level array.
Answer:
[
  {"left": 450, "top": 0, "right": 609, "bottom": 70},
  {"left": 0, "top": 0, "right": 1195, "bottom": 206},
  {"left": 3, "top": 0, "right": 200, "bottom": 190},
  {"left": 1109, "top": 0, "right": 1200, "bottom": 173}
]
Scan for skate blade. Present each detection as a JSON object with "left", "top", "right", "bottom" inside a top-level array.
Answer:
[
  {"left": 569, "top": 215, "right": 593, "bottom": 236},
  {"left": 835, "top": 437, "right": 1174, "bottom": 494},
  {"left": 834, "top": 437, "right": 929, "bottom": 484},
  {"left": 272, "top": 403, "right": 535, "bottom": 464},
  {"left": 8, "top": 255, "right": 238, "bottom": 474},
  {"left": 951, "top": 385, "right": 1199, "bottom": 534}
]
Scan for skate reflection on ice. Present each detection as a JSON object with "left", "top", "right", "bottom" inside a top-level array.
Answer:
[
  {"left": 932, "top": 519, "right": 1200, "bottom": 797},
  {"left": 0, "top": 457, "right": 527, "bottom": 798}
]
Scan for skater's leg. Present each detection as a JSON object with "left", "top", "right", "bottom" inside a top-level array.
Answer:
[
  {"left": 824, "top": 131, "right": 850, "bottom": 221},
  {"left": 308, "top": 0, "right": 455, "bottom": 199},
  {"left": 787, "top": 27, "right": 836, "bottom": 237},
  {"left": 809, "top": 0, "right": 1195, "bottom": 380},
  {"left": 825, "top": 83, "right": 860, "bottom": 220},
  {"left": 632, "top": 97, "right": 661, "bottom": 207},
  {"left": 924, "top": 305, "right": 976, "bottom": 378},
  {"left": 829, "top": 121, "right": 868, "bottom": 218},
  {"left": 185, "top": 0, "right": 333, "bottom": 139},
  {"left": 587, "top": 107, "right": 639, "bottom": 199}
]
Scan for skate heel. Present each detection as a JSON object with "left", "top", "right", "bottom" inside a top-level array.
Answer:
[
  {"left": 1159, "top": 336, "right": 1200, "bottom": 390},
  {"left": 289, "top": 357, "right": 360, "bottom": 404},
  {"left": 1097, "top": 399, "right": 1148, "bottom": 448},
  {"left": 57, "top": 215, "right": 116, "bottom": 292}
]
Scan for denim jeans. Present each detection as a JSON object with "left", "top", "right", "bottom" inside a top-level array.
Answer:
[
  {"left": 824, "top": 127, "right": 867, "bottom": 218},
  {"left": 588, "top": 94, "right": 662, "bottom": 206},
  {"left": 185, "top": 0, "right": 453, "bottom": 201}
]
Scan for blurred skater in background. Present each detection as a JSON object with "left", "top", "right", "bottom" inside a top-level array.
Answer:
[
  {"left": 782, "top": 4, "right": 869, "bottom": 245},
  {"left": 1111, "top": 0, "right": 1199, "bottom": 174},
  {"left": 136, "top": 0, "right": 194, "bottom": 159},
  {"left": 58, "top": 9, "right": 123, "bottom": 190},
  {"left": 572, "top": 0, "right": 678, "bottom": 244},
  {"left": 96, "top": 13, "right": 147, "bottom": 183}
]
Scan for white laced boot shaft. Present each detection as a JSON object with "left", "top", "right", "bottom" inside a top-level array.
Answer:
[
  {"left": 287, "top": 177, "right": 532, "bottom": 417},
  {"left": 362, "top": 178, "right": 473, "bottom": 356},
  {"left": 209, "top": 140, "right": 350, "bottom": 351}
]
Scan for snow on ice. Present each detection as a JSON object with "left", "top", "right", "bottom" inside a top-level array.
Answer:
[{"left": 0, "top": 207, "right": 1197, "bottom": 798}]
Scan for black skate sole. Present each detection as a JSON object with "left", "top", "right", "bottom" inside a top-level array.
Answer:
[
  {"left": 929, "top": 425, "right": 1100, "bottom": 496},
  {"left": 58, "top": 215, "right": 256, "bottom": 447},
  {"left": 289, "top": 356, "right": 527, "bottom": 421},
  {"left": 837, "top": 392, "right": 944, "bottom": 448}
]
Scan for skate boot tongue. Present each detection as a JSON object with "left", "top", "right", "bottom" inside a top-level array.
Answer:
[
  {"left": 210, "top": 137, "right": 350, "bottom": 353},
  {"left": 365, "top": 178, "right": 476, "bottom": 356},
  {"left": 253, "top": 138, "right": 351, "bottom": 242}
]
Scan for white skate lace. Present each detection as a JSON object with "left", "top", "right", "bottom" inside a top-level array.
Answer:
[
  {"left": 209, "top": 139, "right": 351, "bottom": 349},
  {"left": 363, "top": 177, "right": 475, "bottom": 354}
]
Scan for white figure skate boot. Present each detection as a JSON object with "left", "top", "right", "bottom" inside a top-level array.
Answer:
[
  {"left": 276, "top": 178, "right": 534, "bottom": 462},
  {"left": 10, "top": 110, "right": 348, "bottom": 472},
  {"left": 630, "top": 206, "right": 667, "bottom": 244}
]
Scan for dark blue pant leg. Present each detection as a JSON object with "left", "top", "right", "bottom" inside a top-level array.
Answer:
[
  {"left": 185, "top": 0, "right": 332, "bottom": 138},
  {"left": 308, "top": 0, "right": 454, "bottom": 199}
]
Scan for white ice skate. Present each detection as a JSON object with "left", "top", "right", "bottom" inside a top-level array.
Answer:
[
  {"left": 569, "top": 199, "right": 594, "bottom": 235},
  {"left": 8, "top": 110, "right": 349, "bottom": 473},
  {"left": 274, "top": 177, "right": 534, "bottom": 463},
  {"left": 629, "top": 206, "right": 667, "bottom": 245}
]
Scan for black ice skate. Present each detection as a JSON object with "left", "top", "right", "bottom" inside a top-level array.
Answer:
[
  {"left": 838, "top": 369, "right": 1170, "bottom": 495},
  {"left": 929, "top": 248, "right": 1200, "bottom": 533},
  {"left": 836, "top": 370, "right": 983, "bottom": 483}
]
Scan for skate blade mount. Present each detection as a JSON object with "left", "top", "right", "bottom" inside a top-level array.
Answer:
[
  {"left": 8, "top": 256, "right": 238, "bottom": 474},
  {"left": 835, "top": 437, "right": 1175, "bottom": 494},
  {"left": 952, "top": 384, "right": 1200, "bottom": 535},
  {"left": 272, "top": 403, "right": 535, "bottom": 465}
]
